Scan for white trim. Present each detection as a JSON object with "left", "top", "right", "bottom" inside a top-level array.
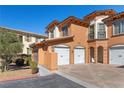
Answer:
[
  {"left": 111, "top": 45, "right": 124, "bottom": 48},
  {"left": 53, "top": 45, "right": 69, "bottom": 48},
  {"left": 75, "top": 46, "right": 84, "bottom": 49},
  {"left": 105, "top": 24, "right": 108, "bottom": 38}
]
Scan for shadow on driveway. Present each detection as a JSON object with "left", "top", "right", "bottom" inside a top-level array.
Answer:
[
  {"left": 0, "top": 74, "right": 85, "bottom": 88},
  {"left": 117, "top": 65, "right": 124, "bottom": 68}
]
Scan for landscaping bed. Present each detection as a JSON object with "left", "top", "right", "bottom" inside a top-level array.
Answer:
[{"left": 0, "top": 66, "right": 38, "bottom": 82}]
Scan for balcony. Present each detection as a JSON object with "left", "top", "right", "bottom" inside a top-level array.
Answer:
[
  {"left": 88, "top": 33, "right": 95, "bottom": 40},
  {"left": 88, "top": 32, "right": 106, "bottom": 40},
  {"left": 98, "top": 32, "right": 106, "bottom": 39}
]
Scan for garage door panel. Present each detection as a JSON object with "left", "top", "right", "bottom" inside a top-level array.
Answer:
[
  {"left": 54, "top": 47, "right": 70, "bottom": 65},
  {"left": 74, "top": 48, "right": 85, "bottom": 64},
  {"left": 110, "top": 47, "right": 124, "bottom": 65}
]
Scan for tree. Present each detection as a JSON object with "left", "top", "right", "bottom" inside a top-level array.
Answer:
[{"left": 0, "top": 30, "right": 23, "bottom": 72}]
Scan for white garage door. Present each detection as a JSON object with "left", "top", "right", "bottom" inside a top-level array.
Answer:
[
  {"left": 54, "top": 46, "right": 70, "bottom": 65},
  {"left": 74, "top": 46, "right": 85, "bottom": 64},
  {"left": 109, "top": 45, "right": 124, "bottom": 65}
]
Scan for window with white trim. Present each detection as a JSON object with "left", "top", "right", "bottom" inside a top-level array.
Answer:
[
  {"left": 62, "top": 25, "right": 68, "bottom": 36},
  {"left": 50, "top": 30, "right": 54, "bottom": 38},
  {"left": 25, "top": 35, "right": 31, "bottom": 42},
  {"left": 88, "top": 25, "right": 95, "bottom": 39},
  {"left": 113, "top": 19, "right": 124, "bottom": 35},
  {"left": 98, "top": 23, "right": 105, "bottom": 32},
  {"left": 89, "top": 25, "right": 95, "bottom": 34},
  {"left": 121, "top": 20, "right": 124, "bottom": 33}
]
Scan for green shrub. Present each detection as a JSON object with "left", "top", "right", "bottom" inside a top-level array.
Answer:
[
  {"left": 30, "top": 61, "right": 37, "bottom": 69},
  {"left": 25, "top": 56, "right": 31, "bottom": 66},
  {"left": 29, "top": 61, "right": 38, "bottom": 74}
]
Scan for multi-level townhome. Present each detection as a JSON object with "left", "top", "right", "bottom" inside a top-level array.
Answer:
[
  {"left": 31, "top": 9, "right": 124, "bottom": 71},
  {"left": 0, "top": 27, "right": 47, "bottom": 55}
]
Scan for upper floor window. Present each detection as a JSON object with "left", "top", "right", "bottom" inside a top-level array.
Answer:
[
  {"left": 98, "top": 23, "right": 105, "bottom": 32},
  {"left": 90, "top": 25, "right": 95, "bottom": 33},
  {"left": 113, "top": 20, "right": 124, "bottom": 35},
  {"left": 25, "top": 35, "right": 31, "bottom": 42},
  {"left": 97, "top": 23, "right": 106, "bottom": 39},
  {"left": 89, "top": 25, "right": 95, "bottom": 39},
  {"left": 50, "top": 30, "right": 54, "bottom": 38},
  {"left": 121, "top": 20, "right": 124, "bottom": 33},
  {"left": 62, "top": 25, "right": 68, "bottom": 36},
  {"left": 27, "top": 48, "right": 31, "bottom": 54}
]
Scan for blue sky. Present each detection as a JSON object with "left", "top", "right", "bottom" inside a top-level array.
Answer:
[{"left": 0, "top": 5, "right": 124, "bottom": 35}]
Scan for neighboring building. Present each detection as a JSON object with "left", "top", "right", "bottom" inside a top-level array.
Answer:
[
  {"left": 0, "top": 27, "right": 47, "bottom": 55},
  {"left": 31, "top": 9, "right": 124, "bottom": 71}
]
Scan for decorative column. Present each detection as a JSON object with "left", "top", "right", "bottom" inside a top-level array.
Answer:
[
  {"left": 103, "top": 47, "right": 109, "bottom": 64},
  {"left": 85, "top": 47, "right": 89, "bottom": 64},
  {"left": 31, "top": 49, "right": 34, "bottom": 62},
  {"left": 49, "top": 52, "right": 58, "bottom": 71},
  {"left": 38, "top": 48, "right": 45, "bottom": 65},
  {"left": 94, "top": 47, "right": 98, "bottom": 64},
  {"left": 70, "top": 47, "right": 74, "bottom": 64}
]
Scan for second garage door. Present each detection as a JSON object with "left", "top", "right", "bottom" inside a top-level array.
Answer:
[
  {"left": 54, "top": 45, "right": 70, "bottom": 65},
  {"left": 109, "top": 45, "right": 124, "bottom": 65},
  {"left": 74, "top": 46, "right": 85, "bottom": 64}
]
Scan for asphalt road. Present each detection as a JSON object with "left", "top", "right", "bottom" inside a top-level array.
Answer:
[{"left": 0, "top": 74, "right": 85, "bottom": 88}]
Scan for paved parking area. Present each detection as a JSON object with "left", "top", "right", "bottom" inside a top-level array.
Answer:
[
  {"left": 58, "top": 64, "right": 124, "bottom": 88},
  {"left": 0, "top": 74, "right": 85, "bottom": 88}
]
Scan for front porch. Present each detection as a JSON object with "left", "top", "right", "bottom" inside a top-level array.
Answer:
[{"left": 87, "top": 40, "right": 109, "bottom": 64}]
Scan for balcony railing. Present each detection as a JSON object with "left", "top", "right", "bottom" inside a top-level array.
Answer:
[
  {"left": 88, "top": 33, "right": 95, "bottom": 40},
  {"left": 98, "top": 32, "right": 106, "bottom": 39},
  {"left": 88, "top": 32, "right": 106, "bottom": 40}
]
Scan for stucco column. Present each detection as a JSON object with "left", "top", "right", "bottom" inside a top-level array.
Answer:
[
  {"left": 85, "top": 47, "right": 89, "bottom": 64},
  {"left": 70, "top": 47, "right": 74, "bottom": 64},
  {"left": 103, "top": 47, "right": 109, "bottom": 64},
  {"left": 38, "top": 48, "right": 45, "bottom": 65},
  {"left": 49, "top": 52, "right": 58, "bottom": 71},
  {"left": 94, "top": 47, "right": 98, "bottom": 64},
  {"left": 31, "top": 49, "right": 34, "bottom": 62}
]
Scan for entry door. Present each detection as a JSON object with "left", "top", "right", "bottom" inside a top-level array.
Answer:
[
  {"left": 54, "top": 47, "right": 70, "bottom": 65},
  {"left": 110, "top": 46, "right": 124, "bottom": 65},
  {"left": 74, "top": 47, "right": 85, "bottom": 64}
]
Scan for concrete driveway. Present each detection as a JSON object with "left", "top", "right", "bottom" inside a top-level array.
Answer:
[{"left": 58, "top": 64, "right": 124, "bottom": 88}]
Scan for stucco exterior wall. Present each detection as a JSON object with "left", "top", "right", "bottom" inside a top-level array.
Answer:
[
  {"left": 22, "top": 35, "right": 43, "bottom": 55},
  {"left": 37, "top": 46, "right": 57, "bottom": 70},
  {"left": 107, "top": 23, "right": 124, "bottom": 47},
  {"left": 59, "top": 24, "right": 88, "bottom": 64},
  {"left": 22, "top": 36, "right": 35, "bottom": 54}
]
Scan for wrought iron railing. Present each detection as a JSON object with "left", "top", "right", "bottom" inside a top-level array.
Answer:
[
  {"left": 98, "top": 32, "right": 106, "bottom": 39},
  {"left": 88, "top": 33, "right": 95, "bottom": 40}
]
